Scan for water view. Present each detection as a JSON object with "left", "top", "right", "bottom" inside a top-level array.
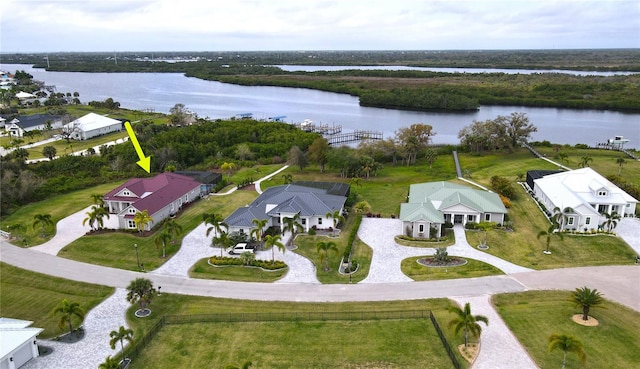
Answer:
[{"left": 2, "top": 63, "right": 639, "bottom": 149}]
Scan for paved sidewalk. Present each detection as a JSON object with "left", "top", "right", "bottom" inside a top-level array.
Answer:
[
  {"left": 450, "top": 295, "right": 538, "bottom": 369},
  {"left": 617, "top": 217, "right": 640, "bottom": 255}
]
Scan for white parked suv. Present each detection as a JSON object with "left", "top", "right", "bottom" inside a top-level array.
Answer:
[{"left": 226, "top": 243, "right": 256, "bottom": 255}]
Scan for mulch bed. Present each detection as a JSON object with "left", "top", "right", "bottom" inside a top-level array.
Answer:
[
  {"left": 55, "top": 328, "right": 85, "bottom": 343},
  {"left": 417, "top": 257, "right": 468, "bottom": 267}
]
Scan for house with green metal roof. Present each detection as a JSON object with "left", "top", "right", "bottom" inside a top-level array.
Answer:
[{"left": 400, "top": 181, "right": 507, "bottom": 238}]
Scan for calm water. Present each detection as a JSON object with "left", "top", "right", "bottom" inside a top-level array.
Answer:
[{"left": 2, "top": 63, "right": 639, "bottom": 149}]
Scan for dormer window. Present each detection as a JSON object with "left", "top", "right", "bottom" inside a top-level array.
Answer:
[
  {"left": 597, "top": 190, "right": 607, "bottom": 197},
  {"left": 123, "top": 190, "right": 131, "bottom": 196}
]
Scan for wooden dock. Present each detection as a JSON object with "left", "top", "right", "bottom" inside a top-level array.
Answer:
[
  {"left": 327, "top": 130, "right": 383, "bottom": 145},
  {"left": 292, "top": 122, "right": 342, "bottom": 135}
]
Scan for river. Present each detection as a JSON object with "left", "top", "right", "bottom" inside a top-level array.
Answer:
[{"left": 2, "top": 63, "right": 639, "bottom": 149}]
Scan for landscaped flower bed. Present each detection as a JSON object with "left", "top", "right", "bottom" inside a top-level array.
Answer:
[{"left": 208, "top": 256, "right": 287, "bottom": 270}]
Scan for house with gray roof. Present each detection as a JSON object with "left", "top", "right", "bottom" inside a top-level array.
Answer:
[
  {"left": 400, "top": 181, "right": 507, "bottom": 238},
  {"left": 224, "top": 182, "right": 348, "bottom": 236},
  {"left": 103, "top": 172, "right": 202, "bottom": 231}
]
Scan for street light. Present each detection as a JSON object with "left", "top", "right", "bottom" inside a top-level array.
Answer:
[
  {"left": 134, "top": 243, "right": 140, "bottom": 269},
  {"left": 348, "top": 261, "right": 352, "bottom": 284}
]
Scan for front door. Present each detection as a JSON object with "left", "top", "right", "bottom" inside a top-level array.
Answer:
[{"left": 454, "top": 214, "right": 463, "bottom": 224}]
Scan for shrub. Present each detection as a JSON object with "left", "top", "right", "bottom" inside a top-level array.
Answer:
[
  {"left": 343, "top": 214, "right": 362, "bottom": 260},
  {"left": 308, "top": 228, "right": 316, "bottom": 235},
  {"left": 499, "top": 194, "right": 512, "bottom": 208}
]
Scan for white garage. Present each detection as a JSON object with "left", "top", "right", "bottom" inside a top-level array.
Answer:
[{"left": 0, "top": 318, "right": 43, "bottom": 369}]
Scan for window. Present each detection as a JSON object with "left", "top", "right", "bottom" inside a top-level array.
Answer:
[
  {"left": 318, "top": 218, "right": 323, "bottom": 225},
  {"left": 301, "top": 218, "right": 306, "bottom": 225},
  {"left": 184, "top": 195, "right": 188, "bottom": 202},
  {"left": 127, "top": 220, "right": 136, "bottom": 229},
  {"left": 123, "top": 190, "right": 131, "bottom": 196},
  {"left": 597, "top": 191, "right": 607, "bottom": 197},
  {"left": 585, "top": 217, "right": 591, "bottom": 225},
  {"left": 567, "top": 217, "right": 574, "bottom": 225},
  {"left": 467, "top": 215, "right": 475, "bottom": 222},
  {"left": 419, "top": 224, "right": 424, "bottom": 233},
  {"left": 598, "top": 205, "right": 607, "bottom": 213},
  {"left": 171, "top": 203, "right": 175, "bottom": 212},
  {"left": 128, "top": 208, "right": 136, "bottom": 214},
  {"left": 485, "top": 214, "right": 491, "bottom": 221}
]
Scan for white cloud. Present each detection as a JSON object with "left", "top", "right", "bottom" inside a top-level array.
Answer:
[{"left": 1, "top": 0, "right": 637, "bottom": 51}]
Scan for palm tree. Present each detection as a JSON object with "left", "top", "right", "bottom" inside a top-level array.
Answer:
[
  {"left": 203, "top": 213, "right": 227, "bottom": 237},
  {"left": 316, "top": 241, "right": 338, "bottom": 271},
  {"left": 556, "top": 152, "right": 569, "bottom": 164},
  {"left": 615, "top": 157, "right": 625, "bottom": 175},
  {"left": 99, "top": 355, "right": 121, "bottom": 369},
  {"left": 551, "top": 206, "right": 574, "bottom": 231},
  {"left": 282, "top": 214, "right": 303, "bottom": 247},
  {"left": 212, "top": 231, "right": 231, "bottom": 257},
  {"left": 264, "top": 234, "right": 285, "bottom": 262},
  {"left": 548, "top": 333, "right": 586, "bottom": 369},
  {"left": 51, "top": 299, "right": 85, "bottom": 336},
  {"left": 154, "top": 230, "right": 173, "bottom": 258},
  {"left": 33, "top": 213, "right": 53, "bottom": 238},
  {"left": 282, "top": 173, "right": 293, "bottom": 184},
  {"left": 570, "top": 286, "right": 605, "bottom": 321},
  {"left": 126, "top": 278, "right": 156, "bottom": 313},
  {"left": 601, "top": 211, "right": 621, "bottom": 232},
  {"left": 109, "top": 325, "right": 134, "bottom": 365},
  {"left": 579, "top": 154, "right": 593, "bottom": 168},
  {"left": 83, "top": 205, "right": 110, "bottom": 231},
  {"left": 163, "top": 218, "right": 183, "bottom": 243},
  {"left": 133, "top": 210, "right": 154, "bottom": 233},
  {"left": 325, "top": 210, "right": 344, "bottom": 236},
  {"left": 537, "top": 224, "right": 563, "bottom": 255},
  {"left": 240, "top": 251, "right": 256, "bottom": 266},
  {"left": 353, "top": 201, "right": 371, "bottom": 214},
  {"left": 91, "top": 193, "right": 105, "bottom": 207},
  {"left": 250, "top": 218, "right": 268, "bottom": 250},
  {"left": 82, "top": 208, "right": 98, "bottom": 231},
  {"left": 447, "top": 302, "right": 489, "bottom": 348}
]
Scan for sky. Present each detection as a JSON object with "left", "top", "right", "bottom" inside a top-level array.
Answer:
[{"left": 1, "top": 0, "right": 638, "bottom": 52}]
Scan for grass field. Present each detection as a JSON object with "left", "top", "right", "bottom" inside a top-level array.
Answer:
[
  {"left": 494, "top": 291, "right": 640, "bottom": 369},
  {"left": 124, "top": 293, "right": 468, "bottom": 369},
  {"left": 0, "top": 263, "right": 114, "bottom": 338}
]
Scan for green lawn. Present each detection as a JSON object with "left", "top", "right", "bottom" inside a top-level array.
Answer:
[
  {"left": 189, "top": 257, "right": 288, "bottom": 282},
  {"left": 25, "top": 131, "right": 128, "bottom": 159},
  {"left": 494, "top": 291, "right": 640, "bottom": 369},
  {"left": 1, "top": 181, "right": 126, "bottom": 246},
  {"left": 0, "top": 263, "right": 114, "bottom": 338},
  {"left": 467, "top": 185, "right": 636, "bottom": 269},
  {"left": 59, "top": 191, "right": 258, "bottom": 271},
  {"left": 124, "top": 294, "right": 468, "bottom": 369},
  {"left": 401, "top": 256, "right": 504, "bottom": 281}
]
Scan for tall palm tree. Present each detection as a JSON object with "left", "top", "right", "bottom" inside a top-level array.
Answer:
[
  {"left": 282, "top": 214, "right": 303, "bottom": 247},
  {"left": 615, "top": 157, "right": 625, "bottom": 175},
  {"left": 551, "top": 206, "right": 574, "bottom": 231},
  {"left": 601, "top": 211, "right": 621, "bottom": 232},
  {"left": 109, "top": 325, "right": 134, "bottom": 365},
  {"left": 83, "top": 205, "right": 110, "bottom": 231},
  {"left": 316, "top": 241, "right": 338, "bottom": 271},
  {"left": 126, "top": 278, "right": 156, "bottom": 312},
  {"left": 548, "top": 333, "right": 587, "bottom": 369},
  {"left": 203, "top": 213, "right": 227, "bottom": 237},
  {"left": 154, "top": 230, "right": 173, "bottom": 258},
  {"left": 447, "top": 302, "right": 489, "bottom": 348},
  {"left": 264, "top": 234, "right": 285, "bottom": 262},
  {"left": 91, "top": 193, "right": 105, "bottom": 207},
  {"left": 570, "top": 286, "right": 605, "bottom": 321},
  {"left": 82, "top": 208, "right": 98, "bottom": 231},
  {"left": 99, "top": 355, "right": 121, "bottom": 369},
  {"left": 250, "top": 218, "right": 268, "bottom": 250},
  {"left": 579, "top": 154, "right": 593, "bottom": 168},
  {"left": 133, "top": 210, "right": 154, "bottom": 233},
  {"left": 51, "top": 299, "right": 85, "bottom": 336},
  {"left": 163, "top": 218, "right": 183, "bottom": 243},
  {"left": 537, "top": 224, "right": 563, "bottom": 255},
  {"left": 325, "top": 210, "right": 345, "bottom": 236},
  {"left": 213, "top": 231, "right": 231, "bottom": 257},
  {"left": 32, "top": 213, "right": 53, "bottom": 238}
]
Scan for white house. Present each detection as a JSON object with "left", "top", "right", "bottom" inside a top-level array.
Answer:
[
  {"left": 63, "top": 112, "right": 123, "bottom": 140},
  {"left": 0, "top": 318, "right": 43, "bottom": 369},
  {"left": 103, "top": 172, "right": 202, "bottom": 231},
  {"left": 530, "top": 167, "right": 638, "bottom": 231},
  {"left": 400, "top": 181, "right": 508, "bottom": 238},
  {"left": 3, "top": 114, "right": 63, "bottom": 137}
]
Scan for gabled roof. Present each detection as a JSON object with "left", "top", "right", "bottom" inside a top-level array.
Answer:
[
  {"left": 104, "top": 173, "right": 201, "bottom": 215},
  {"left": 225, "top": 183, "right": 347, "bottom": 228},
  {"left": 534, "top": 167, "right": 638, "bottom": 210},
  {"left": 64, "top": 112, "right": 123, "bottom": 132},
  {"left": 5, "top": 114, "right": 61, "bottom": 129}
]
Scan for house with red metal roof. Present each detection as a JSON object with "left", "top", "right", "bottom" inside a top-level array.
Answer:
[{"left": 103, "top": 172, "right": 202, "bottom": 231}]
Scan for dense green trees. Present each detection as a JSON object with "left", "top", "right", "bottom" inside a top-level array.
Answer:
[{"left": 459, "top": 113, "right": 537, "bottom": 153}]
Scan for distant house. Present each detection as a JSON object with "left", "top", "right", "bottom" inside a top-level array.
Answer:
[
  {"left": 400, "top": 181, "right": 507, "bottom": 238},
  {"left": 103, "top": 172, "right": 202, "bottom": 231},
  {"left": 0, "top": 317, "right": 44, "bottom": 369},
  {"left": 224, "top": 182, "right": 349, "bottom": 236},
  {"left": 63, "top": 112, "right": 124, "bottom": 140},
  {"left": 528, "top": 167, "right": 638, "bottom": 231},
  {"left": 3, "top": 114, "right": 62, "bottom": 137}
]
